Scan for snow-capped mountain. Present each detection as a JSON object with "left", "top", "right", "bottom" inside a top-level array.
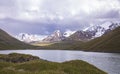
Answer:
[
  {"left": 67, "top": 31, "right": 95, "bottom": 41},
  {"left": 85, "top": 25, "right": 106, "bottom": 38},
  {"left": 15, "top": 33, "right": 46, "bottom": 43},
  {"left": 15, "top": 21, "right": 120, "bottom": 42},
  {"left": 42, "top": 30, "right": 65, "bottom": 42},
  {"left": 86, "top": 21, "right": 120, "bottom": 38},
  {"left": 68, "top": 21, "right": 120, "bottom": 41}
]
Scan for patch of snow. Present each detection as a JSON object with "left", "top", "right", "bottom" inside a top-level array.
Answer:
[
  {"left": 100, "top": 21, "right": 112, "bottom": 29},
  {"left": 15, "top": 33, "right": 47, "bottom": 43},
  {"left": 63, "top": 30, "right": 76, "bottom": 37}
]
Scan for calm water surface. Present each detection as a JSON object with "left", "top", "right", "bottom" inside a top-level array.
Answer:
[{"left": 0, "top": 50, "right": 120, "bottom": 74}]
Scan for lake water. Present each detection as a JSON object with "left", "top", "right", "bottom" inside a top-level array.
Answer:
[{"left": 0, "top": 50, "right": 120, "bottom": 74}]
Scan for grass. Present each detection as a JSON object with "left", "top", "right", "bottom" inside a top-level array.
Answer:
[
  {"left": 35, "top": 41, "right": 84, "bottom": 50},
  {"left": 0, "top": 53, "right": 107, "bottom": 74},
  {"left": 0, "top": 59, "right": 107, "bottom": 74},
  {"left": 33, "top": 42, "right": 54, "bottom": 46},
  {"left": 81, "top": 26, "right": 120, "bottom": 52}
]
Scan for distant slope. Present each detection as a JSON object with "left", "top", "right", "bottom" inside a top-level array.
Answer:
[
  {"left": 40, "top": 41, "right": 84, "bottom": 50},
  {"left": 81, "top": 26, "right": 120, "bottom": 52},
  {"left": 67, "top": 31, "right": 93, "bottom": 41},
  {"left": 0, "top": 29, "right": 34, "bottom": 49}
]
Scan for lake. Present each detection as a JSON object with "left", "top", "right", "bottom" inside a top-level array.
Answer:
[{"left": 0, "top": 50, "right": 120, "bottom": 74}]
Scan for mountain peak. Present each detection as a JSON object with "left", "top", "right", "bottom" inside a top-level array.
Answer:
[
  {"left": 52, "top": 30, "right": 62, "bottom": 37},
  {"left": 42, "top": 30, "right": 64, "bottom": 42}
]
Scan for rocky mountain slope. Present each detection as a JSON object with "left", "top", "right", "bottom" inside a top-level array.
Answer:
[
  {"left": 42, "top": 26, "right": 120, "bottom": 52},
  {"left": 67, "top": 21, "right": 120, "bottom": 41},
  {"left": 82, "top": 26, "right": 120, "bottom": 52},
  {"left": 42, "top": 30, "right": 65, "bottom": 42}
]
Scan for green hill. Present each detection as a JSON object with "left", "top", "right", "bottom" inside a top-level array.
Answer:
[
  {"left": 0, "top": 53, "right": 107, "bottom": 74},
  {"left": 0, "top": 29, "right": 34, "bottom": 49},
  {"left": 82, "top": 26, "right": 120, "bottom": 52}
]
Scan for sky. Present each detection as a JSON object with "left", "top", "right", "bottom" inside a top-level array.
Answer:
[{"left": 0, "top": 0, "right": 120, "bottom": 36}]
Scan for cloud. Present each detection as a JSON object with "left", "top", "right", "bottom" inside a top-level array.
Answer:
[
  {"left": 0, "top": 0, "right": 120, "bottom": 20},
  {"left": 0, "top": 0, "right": 120, "bottom": 35}
]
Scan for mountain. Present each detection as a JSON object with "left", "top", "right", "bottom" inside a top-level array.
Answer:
[
  {"left": 66, "top": 31, "right": 95, "bottom": 41},
  {"left": 0, "top": 29, "right": 34, "bottom": 49},
  {"left": 82, "top": 26, "right": 120, "bottom": 52},
  {"left": 15, "top": 33, "right": 46, "bottom": 43},
  {"left": 16, "top": 21, "right": 120, "bottom": 43},
  {"left": 67, "top": 21, "right": 120, "bottom": 41},
  {"left": 86, "top": 21, "right": 120, "bottom": 38},
  {"left": 42, "top": 30, "right": 65, "bottom": 42}
]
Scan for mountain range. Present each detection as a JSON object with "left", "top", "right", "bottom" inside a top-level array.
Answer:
[
  {"left": 0, "top": 21, "right": 120, "bottom": 52},
  {"left": 42, "top": 21, "right": 120, "bottom": 42},
  {"left": 66, "top": 21, "right": 120, "bottom": 41},
  {"left": 43, "top": 26, "right": 120, "bottom": 52},
  {"left": 15, "top": 21, "right": 120, "bottom": 43},
  {"left": 16, "top": 30, "right": 75, "bottom": 43}
]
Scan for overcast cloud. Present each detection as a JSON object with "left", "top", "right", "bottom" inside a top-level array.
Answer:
[{"left": 0, "top": 0, "right": 120, "bottom": 35}]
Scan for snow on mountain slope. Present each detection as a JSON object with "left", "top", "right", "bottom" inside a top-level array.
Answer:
[
  {"left": 100, "top": 21, "right": 112, "bottom": 29},
  {"left": 85, "top": 21, "right": 120, "bottom": 38},
  {"left": 15, "top": 21, "right": 120, "bottom": 42},
  {"left": 63, "top": 30, "right": 76, "bottom": 37},
  {"left": 42, "top": 30, "right": 64, "bottom": 42},
  {"left": 15, "top": 33, "right": 46, "bottom": 43}
]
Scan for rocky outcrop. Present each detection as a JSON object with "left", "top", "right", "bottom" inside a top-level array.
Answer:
[{"left": 0, "top": 53, "right": 40, "bottom": 63}]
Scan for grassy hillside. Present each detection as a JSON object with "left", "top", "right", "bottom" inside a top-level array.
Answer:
[
  {"left": 81, "top": 26, "right": 120, "bottom": 52},
  {"left": 0, "top": 53, "right": 107, "bottom": 74},
  {"left": 67, "top": 26, "right": 120, "bottom": 52},
  {"left": 0, "top": 29, "right": 36, "bottom": 49}
]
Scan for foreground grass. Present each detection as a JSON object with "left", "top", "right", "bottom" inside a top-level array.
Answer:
[
  {"left": 0, "top": 53, "right": 107, "bottom": 74},
  {"left": 0, "top": 60, "right": 107, "bottom": 74}
]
